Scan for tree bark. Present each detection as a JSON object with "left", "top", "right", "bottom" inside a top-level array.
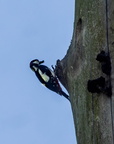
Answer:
[{"left": 56, "top": 0, "right": 114, "bottom": 143}]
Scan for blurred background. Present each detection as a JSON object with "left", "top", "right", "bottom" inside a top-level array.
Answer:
[{"left": 0, "top": 0, "right": 76, "bottom": 143}]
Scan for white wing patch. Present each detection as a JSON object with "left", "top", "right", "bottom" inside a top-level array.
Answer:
[{"left": 38, "top": 69, "right": 49, "bottom": 82}]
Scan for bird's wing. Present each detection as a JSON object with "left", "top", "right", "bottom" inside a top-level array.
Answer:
[
  {"left": 39, "top": 65, "right": 55, "bottom": 76},
  {"left": 38, "top": 65, "right": 56, "bottom": 82}
]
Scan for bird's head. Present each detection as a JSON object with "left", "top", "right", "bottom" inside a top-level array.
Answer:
[{"left": 30, "top": 59, "right": 44, "bottom": 72}]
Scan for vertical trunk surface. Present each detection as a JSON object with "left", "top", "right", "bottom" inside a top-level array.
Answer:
[{"left": 56, "top": 0, "right": 114, "bottom": 143}]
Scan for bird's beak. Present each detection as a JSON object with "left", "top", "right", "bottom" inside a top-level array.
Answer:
[{"left": 39, "top": 60, "right": 44, "bottom": 64}]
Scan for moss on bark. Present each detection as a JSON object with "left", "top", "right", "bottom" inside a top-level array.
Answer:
[{"left": 56, "top": 0, "right": 114, "bottom": 143}]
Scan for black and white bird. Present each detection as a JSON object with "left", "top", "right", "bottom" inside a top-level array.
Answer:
[{"left": 30, "top": 59, "right": 70, "bottom": 101}]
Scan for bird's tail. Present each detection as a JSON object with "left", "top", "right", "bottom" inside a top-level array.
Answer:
[{"left": 61, "top": 91, "right": 70, "bottom": 102}]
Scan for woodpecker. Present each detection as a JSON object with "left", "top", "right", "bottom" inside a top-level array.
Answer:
[{"left": 30, "top": 59, "right": 70, "bottom": 101}]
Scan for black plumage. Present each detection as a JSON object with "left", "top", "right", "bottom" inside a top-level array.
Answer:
[{"left": 30, "top": 59, "right": 70, "bottom": 101}]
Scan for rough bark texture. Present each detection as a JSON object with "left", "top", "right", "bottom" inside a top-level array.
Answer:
[{"left": 56, "top": 0, "right": 114, "bottom": 144}]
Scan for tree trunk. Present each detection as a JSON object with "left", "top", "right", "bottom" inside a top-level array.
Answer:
[{"left": 56, "top": 0, "right": 114, "bottom": 143}]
